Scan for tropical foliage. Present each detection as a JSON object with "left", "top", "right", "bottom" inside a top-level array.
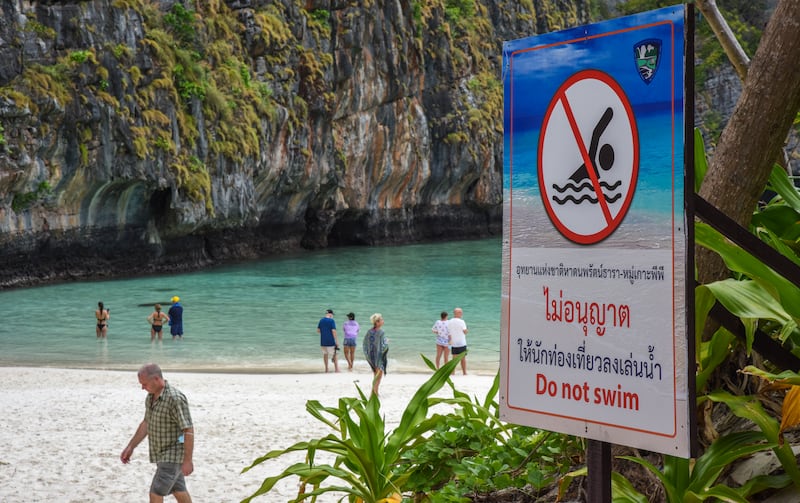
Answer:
[
  {"left": 609, "top": 130, "right": 800, "bottom": 500},
  {"left": 242, "top": 355, "right": 475, "bottom": 502},
  {"left": 242, "top": 356, "right": 586, "bottom": 502}
]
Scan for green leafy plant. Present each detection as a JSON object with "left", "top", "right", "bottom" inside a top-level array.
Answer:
[
  {"left": 444, "top": 0, "right": 475, "bottom": 23},
  {"left": 612, "top": 130, "right": 800, "bottom": 501},
  {"left": 174, "top": 63, "right": 206, "bottom": 102},
  {"left": 308, "top": 9, "right": 330, "bottom": 29},
  {"left": 615, "top": 390, "right": 797, "bottom": 502},
  {"left": 243, "top": 356, "right": 475, "bottom": 502},
  {"left": 163, "top": 3, "right": 197, "bottom": 45},
  {"left": 69, "top": 49, "right": 91, "bottom": 64},
  {"left": 401, "top": 370, "right": 583, "bottom": 502}
]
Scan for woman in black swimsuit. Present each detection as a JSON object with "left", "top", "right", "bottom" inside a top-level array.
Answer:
[
  {"left": 95, "top": 301, "right": 110, "bottom": 339},
  {"left": 147, "top": 304, "right": 170, "bottom": 341}
]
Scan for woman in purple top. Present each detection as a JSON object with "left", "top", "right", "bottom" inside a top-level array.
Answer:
[{"left": 342, "top": 312, "right": 360, "bottom": 370}]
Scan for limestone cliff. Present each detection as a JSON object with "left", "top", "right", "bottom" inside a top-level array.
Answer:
[{"left": 0, "top": 0, "right": 587, "bottom": 288}]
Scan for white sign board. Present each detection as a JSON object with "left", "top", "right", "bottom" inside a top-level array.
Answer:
[{"left": 501, "top": 5, "right": 692, "bottom": 457}]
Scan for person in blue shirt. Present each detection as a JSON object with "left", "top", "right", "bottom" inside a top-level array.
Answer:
[
  {"left": 317, "top": 309, "right": 339, "bottom": 373},
  {"left": 168, "top": 296, "right": 184, "bottom": 340}
]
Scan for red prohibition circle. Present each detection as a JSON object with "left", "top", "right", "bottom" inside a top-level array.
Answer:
[{"left": 538, "top": 69, "right": 639, "bottom": 245}]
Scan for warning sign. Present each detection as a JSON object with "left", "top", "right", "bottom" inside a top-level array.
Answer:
[
  {"left": 501, "top": 5, "right": 693, "bottom": 458},
  {"left": 539, "top": 70, "right": 639, "bottom": 245}
]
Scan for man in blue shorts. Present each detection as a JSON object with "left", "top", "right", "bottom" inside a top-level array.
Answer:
[
  {"left": 120, "top": 363, "right": 194, "bottom": 502},
  {"left": 317, "top": 309, "right": 340, "bottom": 373}
]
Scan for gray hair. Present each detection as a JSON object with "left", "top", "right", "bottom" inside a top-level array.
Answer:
[{"left": 138, "top": 363, "right": 163, "bottom": 378}]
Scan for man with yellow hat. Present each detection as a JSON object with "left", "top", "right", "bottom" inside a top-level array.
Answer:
[{"left": 168, "top": 296, "right": 184, "bottom": 339}]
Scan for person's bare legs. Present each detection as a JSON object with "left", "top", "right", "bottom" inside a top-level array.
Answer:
[
  {"left": 323, "top": 352, "right": 329, "bottom": 373},
  {"left": 372, "top": 369, "right": 383, "bottom": 396},
  {"left": 174, "top": 491, "right": 192, "bottom": 503},
  {"left": 333, "top": 352, "right": 340, "bottom": 373},
  {"left": 151, "top": 328, "right": 156, "bottom": 341},
  {"left": 345, "top": 346, "right": 354, "bottom": 370},
  {"left": 436, "top": 345, "right": 449, "bottom": 368},
  {"left": 460, "top": 357, "right": 467, "bottom": 375},
  {"left": 149, "top": 491, "right": 192, "bottom": 503}
]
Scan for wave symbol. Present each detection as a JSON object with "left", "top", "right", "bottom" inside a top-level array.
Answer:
[
  {"left": 551, "top": 180, "right": 622, "bottom": 193},
  {"left": 551, "top": 192, "right": 623, "bottom": 205}
]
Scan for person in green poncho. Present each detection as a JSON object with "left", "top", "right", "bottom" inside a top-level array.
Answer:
[{"left": 363, "top": 313, "right": 388, "bottom": 396}]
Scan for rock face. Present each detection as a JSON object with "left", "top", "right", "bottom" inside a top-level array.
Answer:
[{"left": 0, "top": 0, "right": 588, "bottom": 288}]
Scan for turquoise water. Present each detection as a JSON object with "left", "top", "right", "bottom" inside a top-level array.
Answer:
[{"left": 0, "top": 239, "right": 502, "bottom": 374}]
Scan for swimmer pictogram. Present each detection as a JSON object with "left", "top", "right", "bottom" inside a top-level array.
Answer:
[
  {"left": 538, "top": 70, "right": 639, "bottom": 245},
  {"left": 553, "top": 106, "right": 621, "bottom": 205}
]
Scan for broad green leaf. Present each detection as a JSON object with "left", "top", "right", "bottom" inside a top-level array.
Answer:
[
  {"left": 687, "top": 430, "right": 769, "bottom": 493},
  {"left": 696, "top": 325, "right": 736, "bottom": 393},
  {"left": 694, "top": 285, "right": 737, "bottom": 392},
  {"left": 663, "top": 454, "right": 690, "bottom": 495},
  {"left": 753, "top": 224, "right": 800, "bottom": 267},
  {"left": 694, "top": 128, "right": 708, "bottom": 192},
  {"left": 694, "top": 285, "right": 716, "bottom": 345},
  {"left": 752, "top": 207, "right": 800, "bottom": 250},
  {"left": 611, "top": 471, "right": 648, "bottom": 503},
  {"left": 700, "top": 484, "right": 751, "bottom": 502},
  {"left": 696, "top": 223, "right": 800, "bottom": 322},
  {"left": 741, "top": 365, "right": 800, "bottom": 385},
  {"left": 766, "top": 163, "right": 800, "bottom": 213},
  {"left": 707, "top": 391, "right": 800, "bottom": 486},
  {"left": 737, "top": 473, "right": 793, "bottom": 498},
  {"left": 618, "top": 455, "right": 679, "bottom": 502},
  {"left": 703, "top": 279, "right": 796, "bottom": 352}
]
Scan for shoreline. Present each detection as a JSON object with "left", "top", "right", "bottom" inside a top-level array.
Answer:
[
  {"left": 0, "top": 362, "right": 500, "bottom": 376},
  {"left": 0, "top": 366, "right": 495, "bottom": 502}
]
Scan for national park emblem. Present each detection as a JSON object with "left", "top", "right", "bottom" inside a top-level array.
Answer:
[{"left": 634, "top": 39, "right": 661, "bottom": 84}]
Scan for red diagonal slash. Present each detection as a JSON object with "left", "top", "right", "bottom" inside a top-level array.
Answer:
[{"left": 557, "top": 92, "right": 613, "bottom": 224}]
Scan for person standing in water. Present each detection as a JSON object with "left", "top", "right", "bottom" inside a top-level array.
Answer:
[
  {"left": 168, "top": 297, "right": 184, "bottom": 340},
  {"left": 363, "top": 313, "right": 388, "bottom": 397},
  {"left": 147, "top": 304, "right": 170, "bottom": 341},
  {"left": 432, "top": 311, "right": 450, "bottom": 369},
  {"left": 342, "top": 312, "right": 360, "bottom": 371},
  {"left": 95, "top": 301, "right": 110, "bottom": 338}
]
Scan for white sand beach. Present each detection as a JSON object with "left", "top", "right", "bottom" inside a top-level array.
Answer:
[{"left": 0, "top": 367, "right": 495, "bottom": 502}]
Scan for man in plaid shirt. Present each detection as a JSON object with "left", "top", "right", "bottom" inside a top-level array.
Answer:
[{"left": 120, "top": 363, "right": 194, "bottom": 502}]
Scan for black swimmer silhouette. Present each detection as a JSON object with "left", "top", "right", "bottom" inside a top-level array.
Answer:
[{"left": 568, "top": 107, "right": 615, "bottom": 183}]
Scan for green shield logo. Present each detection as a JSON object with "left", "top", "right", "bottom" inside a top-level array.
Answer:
[{"left": 634, "top": 39, "right": 661, "bottom": 84}]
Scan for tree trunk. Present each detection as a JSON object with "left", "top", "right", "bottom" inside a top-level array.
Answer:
[{"left": 696, "top": 0, "right": 800, "bottom": 287}]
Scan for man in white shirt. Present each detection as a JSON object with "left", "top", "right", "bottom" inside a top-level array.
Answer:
[{"left": 446, "top": 307, "right": 468, "bottom": 375}]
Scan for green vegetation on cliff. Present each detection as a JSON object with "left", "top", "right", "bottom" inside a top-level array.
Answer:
[{"left": 1, "top": 0, "right": 330, "bottom": 214}]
